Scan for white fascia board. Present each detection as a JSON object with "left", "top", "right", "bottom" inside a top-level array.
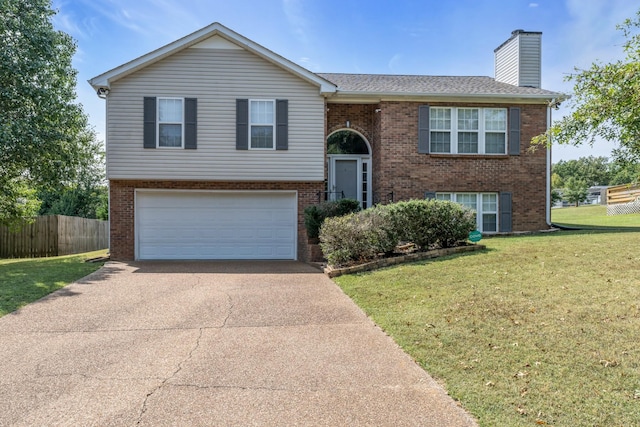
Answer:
[
  {"left": 89, "top": 22, "right": 337, "bottom": 95},
  {"left": 326, "top": 91, "right": 569, "bottom": 104}
]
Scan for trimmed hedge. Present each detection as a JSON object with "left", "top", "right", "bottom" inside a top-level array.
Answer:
[
  {"left": 319, "top": 199, "right": 476, "bottom": 267},
  {"left": 303, "top": 198, "right": 361, "bottom": 240}
]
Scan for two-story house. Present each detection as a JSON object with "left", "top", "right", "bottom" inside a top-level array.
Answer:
[{"left": 90, "top": 23, "right": 565, "bottom": 261}]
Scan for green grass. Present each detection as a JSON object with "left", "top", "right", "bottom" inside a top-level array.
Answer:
[
  {"left": 0, "top": 250, "right": 107, "bottom": 317},
  {"left": 552, "top": 205, "right": 640, "bottom": 229},
  {"left": 334, "top": 230, "right": 640, "bottom": 426}
]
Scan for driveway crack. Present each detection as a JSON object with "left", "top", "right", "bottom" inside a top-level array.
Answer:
[
  {"left": 136, "top": 327, "right": 203, "bottom": 425},
  {"left": 222, "top": 293, "right": 234, "bottom": 327}
]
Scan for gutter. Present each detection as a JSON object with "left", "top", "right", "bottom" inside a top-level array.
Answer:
[
  {"left": 546, "top": 99, "right": 556, "bottom": 227},
  {"left": 327, "top": 91, "right": 563, "bottom": 103}
]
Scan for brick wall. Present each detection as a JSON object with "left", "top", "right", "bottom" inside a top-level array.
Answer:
[
  {"left": 327, "top": 101, "right": 550, "bottom": 231},
  {"left": 109, "top": 180, "right": 324, "bottom": 261}
]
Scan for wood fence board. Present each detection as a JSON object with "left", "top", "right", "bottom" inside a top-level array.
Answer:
[
  {"left": 0, "top": 216, "right": 108, "bottom": 258},
  {"left": 607, "top": 184, "right": 640, "bottom": 205}
]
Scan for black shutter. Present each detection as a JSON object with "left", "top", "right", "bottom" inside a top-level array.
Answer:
[
  {"left": 424, "top": 191, "right": 436, "bottom": 199},
  {"left": 509, "top": 107, "right": 521, "bottom": 155},
  {"left": 418, "top": 105, "right": 430, "bottom": 153},
  {"left": 276, "top": 99, "right": 288, "bottom": 150},
  {"left": 184, "top": 98, "right": 197, "bottom": 149},
  {"left": 499, "top": 192, "right": 513, "bottom": 232},
  {"left": 236, "top": 99, "right": 249, "bottom": 150},
  {"left": 143, "top": 97, "right": 156, "bottom": 149}
]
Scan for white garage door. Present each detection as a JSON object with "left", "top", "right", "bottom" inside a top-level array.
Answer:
[{"left": 136, "top": 191, "right": 297, "bottom": 260}]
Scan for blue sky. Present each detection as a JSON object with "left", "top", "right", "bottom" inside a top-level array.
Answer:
[{"left": 51, "top": 0, "right": 637, "bottom": 161}]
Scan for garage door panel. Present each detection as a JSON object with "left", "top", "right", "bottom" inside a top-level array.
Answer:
[{"left": 136, "top": 191, "right": 297, "bottom": 260}]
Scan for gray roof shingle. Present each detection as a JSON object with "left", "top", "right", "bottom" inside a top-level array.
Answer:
[{"left": 317, "top": 73, "right": 562, "bottom": 97}]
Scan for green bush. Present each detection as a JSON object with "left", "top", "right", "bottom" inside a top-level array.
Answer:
[
  {"left": 431, "top": 201, "right": 477, "bottom": 247},
  {"left": 303, "top": 198, "right": 361, "bottom": 239},
  {"left": 319, "top": 208, "right": 395, "bottom": 266},
  {"left": 319, "top": 199, "right": 476, "bottom": 267}
]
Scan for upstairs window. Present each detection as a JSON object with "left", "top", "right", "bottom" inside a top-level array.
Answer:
[
  {"left": 158, "top": 98, "right": 184, "bottom": 148},
  {"left": 250, "top": 100, "right": 275, "bottom": 149},
  {"left": 429, "top": 107, "right": 507, "bottom": 154}
]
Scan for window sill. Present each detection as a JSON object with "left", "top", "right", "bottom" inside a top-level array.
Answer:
[{"left": 428, "top": 153, "right": 510, "bottom": 159}]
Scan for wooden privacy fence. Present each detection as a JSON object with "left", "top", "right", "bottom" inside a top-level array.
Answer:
[
  {"left": 0, "top": 215, "right": 109, "bottom": 258},
  {"left": 606, "top": 184, "right": 640, "bottom": 215}
]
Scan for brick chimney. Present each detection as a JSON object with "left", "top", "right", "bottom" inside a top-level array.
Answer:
[{"left": 494, "top": 29, "right": 542, "bottom": 88}]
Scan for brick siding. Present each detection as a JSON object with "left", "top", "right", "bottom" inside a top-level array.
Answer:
[
  {"left": 327, "top": 101, "right": 549, "bottom": 231},
  {"left": 109, "top": 180, "right": 324, "bottom": 261}
]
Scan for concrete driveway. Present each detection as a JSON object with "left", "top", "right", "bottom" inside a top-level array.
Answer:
[{"left": 0, "top": 261, "right": 476, "bottom": 426}]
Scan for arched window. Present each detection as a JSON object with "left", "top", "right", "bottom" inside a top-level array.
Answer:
[{"left": 327, "top": 130, "right": 370, "bottom": 155}]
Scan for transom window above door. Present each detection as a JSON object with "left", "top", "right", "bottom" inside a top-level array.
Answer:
[{"left": 327, "top": 130, "right": 370, "bottom": 154}]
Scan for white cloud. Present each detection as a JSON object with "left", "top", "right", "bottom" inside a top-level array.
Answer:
[
  {"left": 298, "top": 56, "right": 320, "bottom": 71},
  {"left": 282, "top": 0, "right": 308, "bottom": 44},
  {"left": 529, "top": 3, "right": 539, "bottom": 7},
  {"left": 388, "top": 53, "right": 403, "bottom": 73}
]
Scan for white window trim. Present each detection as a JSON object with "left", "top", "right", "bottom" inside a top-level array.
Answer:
[
  {"left": 436, "top": 192, "right": 499, "bottom": 232},
  {"left": 430, "top": 107, "right": 507, "bottom": 155},
  {"left": 249, "top": 99, "right": 276, "bottom": 150},
  {"left": 157, "top": 97, "right": 184, "bottom": 149}
]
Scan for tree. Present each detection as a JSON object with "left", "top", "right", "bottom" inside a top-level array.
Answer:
[
  {"left": 563, "top": 177, "right": 589, "bottom": 207},
  {"left": 552, "top": 156, "right": 613, "bottom": 187},
  {"left": 609, "top": 161, "right": 640, "bottom": 186},
  {"left": 534, "top": 9, "right": 640, "bottom": 163},
  {"left": 0, "top": 0, "right": 101, "bottom": 228},
  {"left": 38, "top": 148, "right": 108, "bottom": 219}
]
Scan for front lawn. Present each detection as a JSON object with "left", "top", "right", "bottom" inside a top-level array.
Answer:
[
  {"left": 334, "top": 230, "right": 640, "bottom": 426},
  {"left": 0, "top": 250, "right": 107, "bottom": 317},
  {"left": 552, "top": 205, "right": 640, "bottom": 228}
]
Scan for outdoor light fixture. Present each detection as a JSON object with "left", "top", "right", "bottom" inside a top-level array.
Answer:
[
  {"left": 96, "top": 87, "right": 110, "bottom": 98},
  {"left": 346, "top": 120, "right": 350, "bottom": 128}
]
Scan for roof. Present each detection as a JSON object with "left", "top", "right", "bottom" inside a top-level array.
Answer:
[
  {"left": 90, "top": 23, "right": 566, "bottom": 103},
  {"left": 318, "top": 73, "right": 565, "bottom": 101},
  {"left": 89, "top": 22, "right": 337, "bottom": 95}
]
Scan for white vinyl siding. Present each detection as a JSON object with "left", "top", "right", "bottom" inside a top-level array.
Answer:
[
  {"left": 495, "top": 32, "right": 541, "bottom": 88},
  {"left": 430, "top": 108, "right": 507, "bottom": 154},
  {"left": 494, "top": 36, "right": 519, "bottom": 86},
  {"left": 106, "top": 46, "right": 325, "bottom": 181},
  {"left": 519, "top": 33, "right": 542, "bottom": 88},
  {"left": 436, "top": 192, "right": 499, "bottom": 232}
]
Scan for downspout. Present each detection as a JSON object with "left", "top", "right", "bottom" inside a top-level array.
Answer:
[{"left": 546, "top": 99, "right": 554, "bottom": 227}]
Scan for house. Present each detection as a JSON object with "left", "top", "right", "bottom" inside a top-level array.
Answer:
[{"left": 89, "top": 23, "right": 565, "bottom": 261}]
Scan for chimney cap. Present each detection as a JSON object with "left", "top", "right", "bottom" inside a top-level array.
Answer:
[{"left": 494, "top": 29, "right": 542, "bottom": 53}]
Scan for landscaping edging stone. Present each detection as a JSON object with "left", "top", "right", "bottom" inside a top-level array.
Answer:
[{"left": 324, "top": 244, "right": 486, "bottom": 278}]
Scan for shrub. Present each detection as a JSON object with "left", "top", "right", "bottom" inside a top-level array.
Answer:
[
  {"left": 319, "top": 208, "right": 395, "bottom": 266},
  {"left": 383, "top": 200, "right": 439, "bottom": 250},
  {"left": 431, "top": 201, "right": 477, "bottom": 247},
  {"left": 303, "top": 198, "right": 361, "bottom": 239},
  {"left": 319, "top": 199, "right": 477, "bottom": 267}
]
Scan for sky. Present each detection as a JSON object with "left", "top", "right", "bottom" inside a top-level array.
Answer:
[{"left": 51, "top": 0, "right": 637, "bottom": 162}]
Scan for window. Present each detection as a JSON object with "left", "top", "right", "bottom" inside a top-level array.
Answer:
[
  {"left": 158, "top": 98, "right": 183, "bottom": 148},
  {"left": 429, "top": 107, "right": 451, "bottom": 153},
  {"left": 250, "top": 100, "right": 275, "bottom": 149},
  {"left": 484, "top": 109, "right": 507, "bottom": 154},
  {"left": 429, "top": 107, "right": 507, "bottom": 154},
  {"left": 436, "top": 192, "right": 499, "bottom": 232}
]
